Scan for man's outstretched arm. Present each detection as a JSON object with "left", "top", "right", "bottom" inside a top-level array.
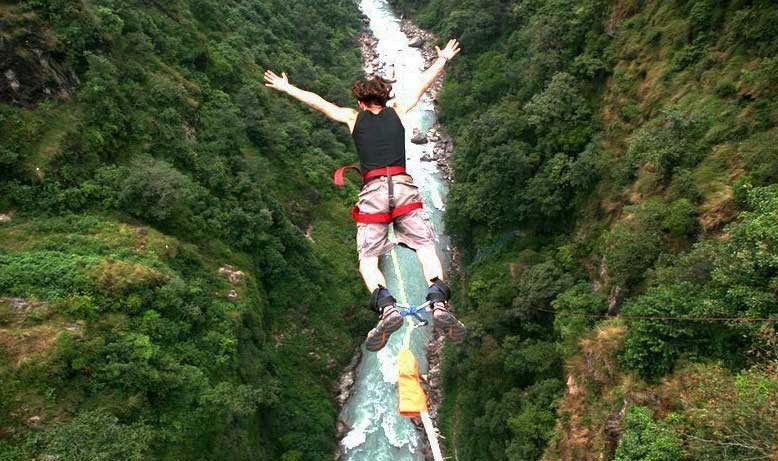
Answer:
[
  {"left": 264, "top": 70, "right": 356, "bottom": 125},
  {"left": 393, "top": 39, "right": 461, "bottom": 116}
]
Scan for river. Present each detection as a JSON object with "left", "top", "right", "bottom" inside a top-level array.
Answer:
[{"left": 337, "top": 1, "right": 451, "bottom": 460}]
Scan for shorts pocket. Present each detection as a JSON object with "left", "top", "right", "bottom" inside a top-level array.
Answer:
[
  {"left": 358, "top": 180, "right": 384, "bottom": 198},
  {"left": 393, "top": 181, "right": 424, "bottom": 204}
]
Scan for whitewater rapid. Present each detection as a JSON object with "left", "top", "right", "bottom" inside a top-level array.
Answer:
[{"left": 337, "top": 1, "right": 450, "bottom": 460}]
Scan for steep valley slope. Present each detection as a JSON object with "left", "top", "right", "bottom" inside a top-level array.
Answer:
[
  {"left": 391, "top": 0, "right": 778, "bottom": 460},
  {"left": 1, "top": 1, "right": 371, "bottom": 459}
]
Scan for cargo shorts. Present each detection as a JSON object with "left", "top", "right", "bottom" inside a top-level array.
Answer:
[{"left": 356, "top": 175, "right": 437, "bottom": 258}]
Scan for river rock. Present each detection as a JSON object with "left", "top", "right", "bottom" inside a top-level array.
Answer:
[
  {"left": 411, "top": 129, "right": 428, "bottom": 144},
  {"left": 408, "top": 36, "right": 424, "bottom": 47},
  {"left": 335, "top": 348, "right": 361, "bottom": 407}
]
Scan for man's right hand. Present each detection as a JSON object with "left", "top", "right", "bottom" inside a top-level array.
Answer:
[{"left": 264, "top": 70, "right": 291, "bottom": 93}]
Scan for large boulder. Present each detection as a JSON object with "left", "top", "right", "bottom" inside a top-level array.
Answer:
[
  {"left": 411, "top": 129, "right": 428, "bottom": 144},
  {"left": 408, "top": 36, "right": 424, "bottom": 48}
]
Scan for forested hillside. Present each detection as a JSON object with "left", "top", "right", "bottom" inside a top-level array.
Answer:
[
  {"left": 392, "top": 0, "right": 778, "bottom": 459},
  {"left": 0, "top": 1, "right": 371, "bottom": 459}
]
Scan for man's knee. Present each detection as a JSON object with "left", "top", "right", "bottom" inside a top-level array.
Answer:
[
  {"left": 416, "top": 244, "right": 439, "bottom": 258},
  {"left": 359, "top": 256, "right": 379, "bottom": 272}
]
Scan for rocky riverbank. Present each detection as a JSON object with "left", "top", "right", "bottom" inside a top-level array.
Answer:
[
  {"left": 334, "top": 347, "right": 361, "bottom": 459},
  {"left": 397, "top": 17, "right": 455, "bottom": 182}
]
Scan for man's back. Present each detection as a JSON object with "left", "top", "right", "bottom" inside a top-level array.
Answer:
[{"left": 351, "top": 106, "right": 406, "bottom": 172}]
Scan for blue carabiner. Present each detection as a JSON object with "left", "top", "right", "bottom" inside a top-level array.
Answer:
[{"left": 399, "top": 303, "right": 429, "bottom": 326}]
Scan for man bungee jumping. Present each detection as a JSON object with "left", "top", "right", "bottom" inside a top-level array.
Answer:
[{"left": 264, "top": 39, "right": 466, "bottom": 351}]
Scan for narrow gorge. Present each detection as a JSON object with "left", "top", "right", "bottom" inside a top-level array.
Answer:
[{"left": 336, "top": 1, "right": 454, "bottom": 459}]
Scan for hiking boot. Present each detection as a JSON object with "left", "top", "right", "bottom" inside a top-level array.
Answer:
[
  {"left": 432, "top": 301, "right": 466, "bottom": 343},
  {"left": 426, "top": 278, "right": 466, "bottom": 342},
  {"left": 366, "top": 304, "right": 403, "bottom": 351},
  {"left": 365, "top": 287, "right": 403, "bottom": 352}
]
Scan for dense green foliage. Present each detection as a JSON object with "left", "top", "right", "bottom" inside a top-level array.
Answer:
[
  {"left": 1, "top": 1, "right": 369, "bottom": 459},
  {"left": 4, "top": 0, "right": 778, "bottom": 458},
  {"left": 614, "top": 406, "right": 684, "bottom": 461},
  {"left": 393, "top": 0, "right": 778, "bottom": 459},
  {"left": 622, "top": 184, "right": 778, "bottom": 378}
]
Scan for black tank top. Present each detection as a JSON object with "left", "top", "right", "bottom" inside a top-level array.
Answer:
[{"left": 351, "top": 106, "right": 406, "bottom": 173}]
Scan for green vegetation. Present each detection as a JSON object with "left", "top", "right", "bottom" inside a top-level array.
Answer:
[
  {"left": 614, "top": 406, "right": 684, "bottom": 461},
  {"left": 393, "top": 0, "right": 778, "bottom": 459},
  {"left": 1, "top": 1, "right": 369, "bottom": 459},
  {"left": 4, "top": 0, "right": 778, "bottom": 458}
]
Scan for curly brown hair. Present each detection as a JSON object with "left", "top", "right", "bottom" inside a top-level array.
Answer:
[{"left": 351, "top": 76, "right": 393, "bottom": 106}]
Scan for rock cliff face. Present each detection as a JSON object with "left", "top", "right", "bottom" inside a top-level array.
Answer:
[{"left": 1, "top": 8, "right": 78, "bottom": 106}]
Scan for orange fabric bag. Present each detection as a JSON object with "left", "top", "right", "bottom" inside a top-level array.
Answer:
[{"left": 397, "top": 349, "right": 428, "bottom": 417}]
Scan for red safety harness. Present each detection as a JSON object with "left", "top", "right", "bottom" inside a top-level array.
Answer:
[{"left": 333, "top": 165, "right": 424, "bottom": 224}]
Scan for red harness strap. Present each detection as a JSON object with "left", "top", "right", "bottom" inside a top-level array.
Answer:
[
  {"left": 333, "top": 165, "right": 410, "bottom": 187},
  {"left": 362, "top": 165, "right": 409, "bottom": 182},
  {"left": 351, "top": 201, "right": 424, "bottom": 224},
  {"left": 333, "top": 165, "right": 424, "bottom": 223}
]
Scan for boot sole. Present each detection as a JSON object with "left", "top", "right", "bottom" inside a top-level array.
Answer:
[
  {"left": 433, "top": 310, "right": 466, "bottom": 343},
  {"left": 365, "top": 311, "right": 404, "bottom": 352}
]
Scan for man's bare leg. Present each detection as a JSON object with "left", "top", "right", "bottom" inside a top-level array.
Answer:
[
  {"left": 416, "top": 244, "right": 466, "bottom": 342},
  {"left": 416, "top": 245, "right": 444, "bottom": 285},
  {"left": 359, "top": 256, "right": 387, "bottom": 293},
  {"left": 360, "top": 255, "right": 404, "bottom": 352}
]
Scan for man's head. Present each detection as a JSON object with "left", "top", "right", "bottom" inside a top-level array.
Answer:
[{"left": 352, "top": 76, "right": 392, "bottom": 108}]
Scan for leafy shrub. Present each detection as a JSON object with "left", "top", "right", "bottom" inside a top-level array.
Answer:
[
  {"left": 667, "top": 168, "right": 703, "bottom": 203},
  {"left": 0, "top": 252, "right": 98, "bottom": 299},
  {"left": 670, "top": 366, "right": 778, "bottom": 461},
  {"left": 727, "top": 6, "right": 778, "bottom": 56},
  {"left": 505, "top": 379, "right": 564, "bottom": 461},
  {"left": 619, "top": 110, "right": 709, "bottom": 183},
  {"left": 602, "top": 215, "right": 662, "bottom": 289},
  {"left": 552, "top": 283, "right": 607, "bottom": 356},
  {"left": 738, "top": 131, "right": 778, "bottom": 186},
  {"left": 118, "top": 157, "right": 202, "bottom": 230},
  {"left": 44, "top": 409, "right": 153, "bottom": 461},
  {"left": 668, "top": 38, "right": 708, "bottom": 73},
  {"left": 620, "top": 283, "right": 701, "bottom": 378},
  {"left": 714, "top": 80, "right": 737, "bottom": 98},
  {"left": 688, "top": 0, "right": 717, "bottom": 30},
  {"left": 511, "top": 260, "right": 574, "bottom": 320},
  {"left": 614, "top": 406, "right": 684, "bottom": 461},
  {"left": 663, "top": 198, "right": 697, "bottom": 237}
]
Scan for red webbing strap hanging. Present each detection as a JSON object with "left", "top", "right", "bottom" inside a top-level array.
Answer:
[
  {"left": 351, "top": 201, "right": 424, "bottom": 224},
  {"left": 333, "top": 164, "right": 362, "bottom": 187}
]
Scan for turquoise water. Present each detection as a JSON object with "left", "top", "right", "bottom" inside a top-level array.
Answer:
[{"left": 338, "top": 1, "right": 450, "bottom": 459}]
